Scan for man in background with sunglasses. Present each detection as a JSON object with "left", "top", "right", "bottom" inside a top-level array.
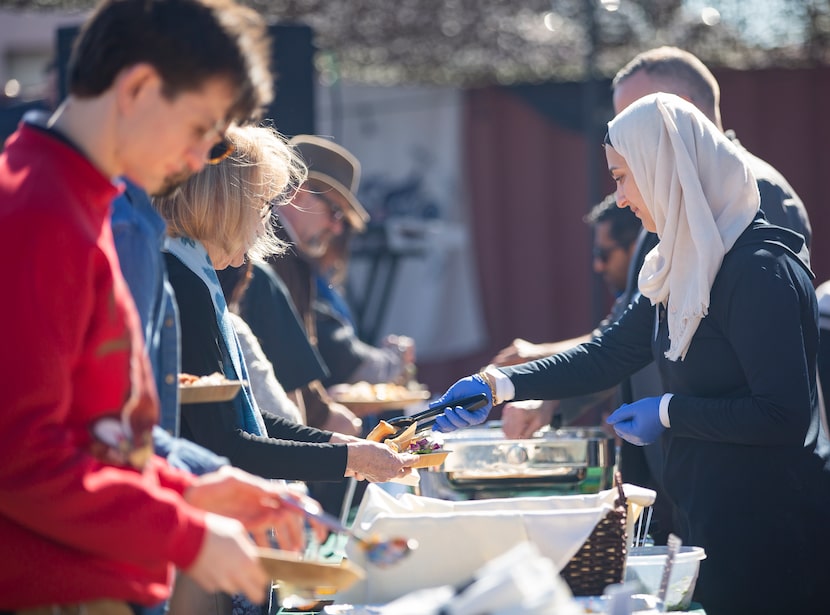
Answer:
[
  {"left": 266, "top": 135, "right": 415, "bottom": 431},
  {"left": 0, "top": 0, "right": 315, "bottom": 612},
  {"left": 587, "top": 194, "right": 641, "bottom": 304},
  {"left": 267, "top": 135, "right": 371, "bottom": 437},
  {"left": 241, "top": 135, "right": 411, "bottom": 513}
]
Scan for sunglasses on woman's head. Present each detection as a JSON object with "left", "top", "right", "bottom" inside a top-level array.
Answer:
[{"left": 206, "top": 137, "right": 235, "bottom": 164}]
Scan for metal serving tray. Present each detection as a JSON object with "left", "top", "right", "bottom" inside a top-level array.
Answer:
[{"left": 418, "top": 423, "right": 615, "bottom": 500}]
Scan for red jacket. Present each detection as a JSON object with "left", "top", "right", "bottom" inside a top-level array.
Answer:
[{"left": 0, "top": 124, "right": 205, "bottom": 608}]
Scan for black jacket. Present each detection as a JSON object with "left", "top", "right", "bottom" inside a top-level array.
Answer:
[
  {"left": 221, "top": 261, "right": 329, "bottom": 392},
  {"left": 166, "top": 254, "right": 348, "bottom": 482},
  {"left": 502, "top": 217, "right": 830, "bottom": 615}
]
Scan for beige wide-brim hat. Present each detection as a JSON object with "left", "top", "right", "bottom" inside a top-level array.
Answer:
[{"left": 290, "top": 134, "right": 371, "bottom": 232}]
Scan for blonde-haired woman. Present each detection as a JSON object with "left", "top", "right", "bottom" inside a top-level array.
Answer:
[
  {"left": 154, "top": 123, "right": 416, "bottom": 484},
  {"left": 156, "top": 122, "right": 298, "bottom": 268}
]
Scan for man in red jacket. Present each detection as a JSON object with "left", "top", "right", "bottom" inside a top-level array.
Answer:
[{"left": 0, "top": 0, "right": 311, "bottom": 611}]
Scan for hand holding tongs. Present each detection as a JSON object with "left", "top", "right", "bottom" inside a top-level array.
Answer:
[{"left": 385, "top": 393, "right": 488, "bottom": 437}]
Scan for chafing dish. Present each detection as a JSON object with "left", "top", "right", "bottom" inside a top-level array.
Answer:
[{"left": 417, "top": 423, "right": 615, "bottom": 500}]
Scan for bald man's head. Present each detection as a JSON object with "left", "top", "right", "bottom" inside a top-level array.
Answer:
[{"left": 612, "top": 46, "right": 722, "bottom": 130}]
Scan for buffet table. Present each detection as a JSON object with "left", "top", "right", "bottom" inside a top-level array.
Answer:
[
  {"left": 277, "top": 604, "right": 707, "bottom": 614},
  {"left": 266, "top": 422, "right": 706, "bottom": 614},
  {"left": 265, "top": 482, "right": 708, "bottom": 615}
]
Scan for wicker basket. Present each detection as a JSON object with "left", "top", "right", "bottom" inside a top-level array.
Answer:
[{"left": 559, "top": 471, "right": 628, "bottom": 596}]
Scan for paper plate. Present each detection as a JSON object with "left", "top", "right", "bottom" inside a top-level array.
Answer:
[
  {"left": 179, "top": 381, "right": 242, "bottom": 404},
  {"left": 330, "top": 391, "right": 430, "bottom": 415},
  {"left": 256, "top": 548, "right": 365, "bottom": 592},
  {"left": 409, "top": 450, "right": 451, "bottom": 469}
]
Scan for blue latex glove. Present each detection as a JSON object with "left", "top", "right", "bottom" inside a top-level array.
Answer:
[
  {"left": 606, "top": 396, "right": 665, "bottom": 446},
  {"left": 432, "top": 374, "right": 494, "bottom": 433}
]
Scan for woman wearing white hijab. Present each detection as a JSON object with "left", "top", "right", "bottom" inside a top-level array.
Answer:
[{"left": 432, "top": 93, "right": 830, "bottom": 614}]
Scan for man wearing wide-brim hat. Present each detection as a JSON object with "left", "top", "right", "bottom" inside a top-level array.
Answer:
[
  {"left": 260, "top": 135, "right": 370, "bottom": 435},
  {"left": 233, "top": 134, "right": 416, "bottom": 514},
  {"left": 280, "top": 134, "right": 370, "bottom": 258},
  {"left": 280, "top": 132, "right": 415, "bottom": 387}
]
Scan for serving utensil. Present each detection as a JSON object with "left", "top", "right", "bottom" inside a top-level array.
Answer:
[
  {"left": 386, "top": 393, "right": 489, "bottom": 437},
  {"left": 279, "top": 496, "right": 418, "bottom": 567},
  {"left": 635, "top": 505, "right": 654, "bottom": 547},
  {"left": 656, "top": 533, "right": 682, "bottom": 612}
]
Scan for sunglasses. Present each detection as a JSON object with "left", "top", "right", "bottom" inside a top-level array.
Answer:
[
  {"left": 260, "top": 199, "right": 276, "bottom": 220},
  {"left": 316, "top": 192, "right": 345, "bottom": 223},
  {"left": 206, "top": 137, "right": 235, "bottom": 165},
  {"left": 592, "top": 244, "right": 622, "bottom": 264}
]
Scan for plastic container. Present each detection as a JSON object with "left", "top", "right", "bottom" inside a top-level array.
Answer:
[{"left": 624, "top": 546, "right": 706, "bottom": 611}]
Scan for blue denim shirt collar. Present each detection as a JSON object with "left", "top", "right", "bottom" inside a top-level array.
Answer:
[{"left": 112, "top": 181, "right": 180, "bottom": 435}]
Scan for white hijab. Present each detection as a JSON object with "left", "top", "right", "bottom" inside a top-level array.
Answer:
[{"left": 607, "top": 92, "right": 760, "bottom": 361}]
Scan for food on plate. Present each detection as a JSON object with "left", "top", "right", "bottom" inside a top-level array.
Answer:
[
  {"left": 405, "top": 437, "right": 444, "bottom": 455},
  {"left": 329, "top": 381, "right": 428, "bottom": 403},
  {"left": 400, "top": 434, "right": 450, "bottom": 469},
  {"left": 178, "top": 372, "right": 228, "bottom": 386},
  {"left": 365, "top": 420, "right": 419, "bottom": 451},
  {"left": 365, "top": 420, "right": 397, "bottom": 443},
  {"left": 178, "top": 373, "right": 242, "bottom": 404},
  {"left": 383, "top": 423, "right": 417, "bottom": 452},
  {"left": 365, "top": 421, "right": 450, "bottom": 468}
]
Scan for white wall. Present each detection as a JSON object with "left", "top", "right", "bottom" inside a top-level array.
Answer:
[
  {"left": 0, "top": 9, "right": 86, "bottom": 101},
  {"left": 316, "top": 81, "right": 487, "bottom": 362}
]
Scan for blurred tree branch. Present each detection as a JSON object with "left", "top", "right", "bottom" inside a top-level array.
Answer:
[{"left": 2, "top": 0, "right": 829, "bottom": 85}]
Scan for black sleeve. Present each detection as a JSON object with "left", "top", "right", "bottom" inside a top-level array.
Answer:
[
  {"left": 314, "top": 301, "right": 377, "bottom": 386},
  {"left": 755, "top": 178, "right": 811, "bottom": 248},
  {"left": 241, "top": 262, "right": 328, "bottom": 391},
  {"left": 503, "top": 293, "right": 656, "bottom": 401},
  {"left": 180, "top": 400, "right": 347, "bottom": 482},
  {"left": 260, "top": 410, "right": 333, "bottom": 443},
  {"left": 165, "top": 254, "right": 348, "bottom": 482},
  {"left": 820, "top": 329, "right": 830, "bottom": 413},
  {"left": 668, "top": 250, "right": 816, "bottom": 446},
  {"left": 165, "top": 253, "right": 227, "bottom": 379}
]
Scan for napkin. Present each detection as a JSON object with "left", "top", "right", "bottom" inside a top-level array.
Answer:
[
  {"left": 326, "top": 543, "right": 582, "bottom": 615},
  {"left": 445, "top": 542, "right": 582, "bottom": 615},
  {"left": 337, "top": 484, "right": 641, "bottom": 604},
  {"left": 389, "top": 469, "right": 420, "bottom": 486}
]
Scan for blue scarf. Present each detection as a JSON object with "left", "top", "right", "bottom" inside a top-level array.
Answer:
[{"left": 166, "top": 237, "right": 265, "bottom": 437}]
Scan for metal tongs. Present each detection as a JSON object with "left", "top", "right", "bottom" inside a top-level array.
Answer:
[{"left": 385, "top": 393, "right": 489, "bottom": 437}]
